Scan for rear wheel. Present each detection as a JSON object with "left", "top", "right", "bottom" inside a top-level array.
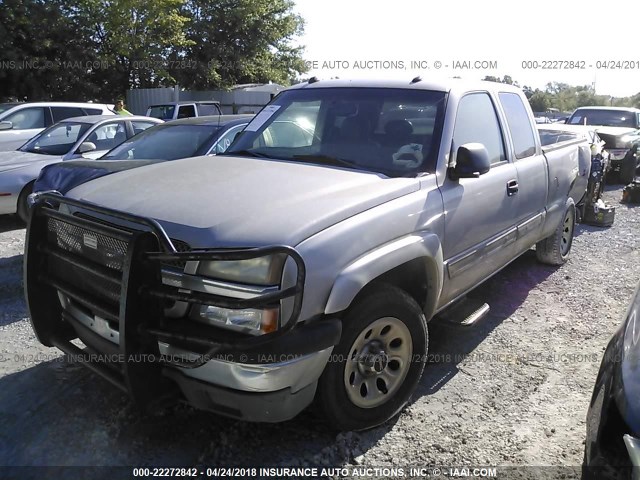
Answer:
[
  {"left": 17, "top": 181, "right": 34, "bottom": 224},
  {"left": 316, "top": 284, "right": 428, "bottom": 431},
  {"left": 536, "top": 198, "right": 575, "bottom": 265}
]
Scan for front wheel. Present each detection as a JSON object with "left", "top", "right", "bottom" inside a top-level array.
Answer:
[
  {"left": 316, "top": 284, "right": 428, "bottom": 431},
  {"left": 17, "top": 181, "right": 35, "bottom": 224},
  {"left": 536, "top": 198, "right": 576, "bottom": 265}
]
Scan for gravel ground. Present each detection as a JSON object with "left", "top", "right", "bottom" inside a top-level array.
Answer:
[{"left": 0, "top": 186, "right": 638, "bottom": 480}]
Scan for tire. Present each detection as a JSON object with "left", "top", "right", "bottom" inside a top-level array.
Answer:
[
  {"left": 17, "top": 181, "right": 34, "bottom": 224},
  {"left": 582, "top": 447, "right": 632, "bottom": 480},
  {"left": 536, "top": 198, "right": 576, "bottom": 266},
  {"left": 316, "top": 283, "right": 428, "bottom": 431},
  {"left": 619, "top": 155, "right": 636, "bottom": 185}
]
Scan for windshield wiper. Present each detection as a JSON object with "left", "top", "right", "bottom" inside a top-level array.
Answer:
[
  {"left": 292, "top": 154, "right": 360, "bottom": 169},
  {"left": 23, "top": 148, "right": 47, "bottom": 155}
]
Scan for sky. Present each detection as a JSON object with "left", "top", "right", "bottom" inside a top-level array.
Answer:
[{"left": 292, "top": 0, "right": 640, "bottom": 98}]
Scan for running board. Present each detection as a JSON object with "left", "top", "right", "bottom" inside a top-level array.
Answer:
[{"left": 435, "top": 298, "right": 490, "bottom": 327}]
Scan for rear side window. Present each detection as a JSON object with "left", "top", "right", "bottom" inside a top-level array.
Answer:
[
  {"left": 84, "top": 108, "right": 104, "bottom": 115},
  {"left": 499, "top": 92, "right": 537, "bottom": 159},
  {"left": 51, "top": 107, "right": 85, "bottom": 122},
  {"left": 196, "top": 104, "right": 221, "bottom": 115},
  {"left": 453, "top": 93, "right": 505, "bottom": 165},
  {"left": 177, "top": 105, "right": 196, "bottom": 118}
]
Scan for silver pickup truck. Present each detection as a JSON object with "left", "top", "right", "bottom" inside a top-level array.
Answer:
[{"left": 26, "top": 79, "right": 589, "bottom": 431}]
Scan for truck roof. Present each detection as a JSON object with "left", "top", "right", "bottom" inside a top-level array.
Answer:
[
  {"left": 287, "top": 77, "right": 525, "bottom": 95},
  {"left": 149, "top": 101, "right": 220, "bottom": 107},
  {"left": 163, "top": 114, "right": 254, "bottom": 126},
  {"left": 572, "top": 106, "right": 640, "bottom": 113}
]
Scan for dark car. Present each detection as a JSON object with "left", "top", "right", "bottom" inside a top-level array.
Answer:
[
  {"left": 584, "top": 283, "right": 640, "bottom": 479},
  {"left": 32, "top": 115, "right": 252, "bottom": 195}
]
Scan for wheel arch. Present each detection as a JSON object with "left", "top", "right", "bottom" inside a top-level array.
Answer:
[{"left": 324, "top": 233, "right": 444, "bottom": 321}]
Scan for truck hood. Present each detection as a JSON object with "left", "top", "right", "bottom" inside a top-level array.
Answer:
[
  {"left": 67, "top": 155, "right": 421, "bottom": 247},
  {"left": 0, "top": 150, "right": 53, "bottom": 173},
  {"left": 595, "top": 127, "right": 640, "bottom": 149}
]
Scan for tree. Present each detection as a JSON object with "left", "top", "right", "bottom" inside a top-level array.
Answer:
[
  {"left": 528, "top": 91, "right": 551, "bottom": 112},
  {"left": 73, "top": 0, "right": 192, "bottom": 96},
  {"left": 168, "top": 0, "right": 307, "bottom": 89},
  {"left": 0, "top": 0, "right": 99, "bottom": 100}
]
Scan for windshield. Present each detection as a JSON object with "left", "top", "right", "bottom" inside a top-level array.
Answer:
[
  {"left": 102, "top": 124, "right": 220, "bottom": 160},
  {"left": 148, "top": 105, "right": 176, "bottom": 120},
  {"left": 226, "top": 87, "right": 447, "bottom": 176},
  {"left": 568, "top": 109, "right": 639, "bottom": 128},
  {"left": 21, "top": 122, "right": 91, "bottom": 155}
]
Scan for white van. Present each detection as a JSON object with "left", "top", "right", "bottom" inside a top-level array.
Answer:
[
  {"left": 146, "top": 101, "right": 222, "bottom": 120},
  {"left": 0, "top": 102, "right": 115, "bottom": 151}
]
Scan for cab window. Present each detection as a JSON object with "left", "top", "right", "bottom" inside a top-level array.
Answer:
[
  {"left": 499, "top": 92, "right": 537, "bottom": 159},
  {"left": 453, "top": 93, "right": 506, "bottom": 165},
  {"left": 5, "top": 107, "right": 46, "bottom": 129}
]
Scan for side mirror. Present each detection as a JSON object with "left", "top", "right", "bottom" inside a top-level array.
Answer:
[
  {"left": 77, "top": 141, "right": 97, "bottom": 154},
  {"left": 451, "top": 143, "right": 491, "bottom": 179},
  {"left": 0, "top": 121, "right": 13, "bottom": 131}
]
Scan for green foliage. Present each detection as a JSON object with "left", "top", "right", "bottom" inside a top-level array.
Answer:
[
  {"left": 482, "top": 76, "right": 637, "bottom": 113},
  {"left": 167, "top": 0, "right": 307, "bottom": 89},
  {"left": 0, "top": 0, "right": 100, "bottom": 100},
  {"left": 528, "top": 91, "right": 551, "bottom": 112},
  {"left": 0, "top": 0, "right": 307, "bottom": 101}
]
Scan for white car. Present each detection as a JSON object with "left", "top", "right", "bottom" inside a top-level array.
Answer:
[
  {"left": 0, "top": 115, "right": 162, "bottom": 221},
  {"left": 0, "top": 102, "right": 115, "bottom": 151}
]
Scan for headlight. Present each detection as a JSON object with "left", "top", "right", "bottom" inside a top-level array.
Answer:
[
  {"left": 194, "top": 254, "right": 287, "bottom": 335},
  {"left": 197, "top": 254, "right": 286, "bottom": 286},
  {"left": 197, "top": 305, "right": 278, "bottom": 335}
]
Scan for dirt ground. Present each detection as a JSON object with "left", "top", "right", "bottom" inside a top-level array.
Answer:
[{"left": 0, "top": 186, "right": 638, "bottom": 480}]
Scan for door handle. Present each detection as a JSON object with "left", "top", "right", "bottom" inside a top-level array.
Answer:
[{"left": 507, "top": 179, "right": 519, "bottom": 196}]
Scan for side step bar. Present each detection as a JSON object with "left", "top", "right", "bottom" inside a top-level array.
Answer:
[{"left": 435, "top": 298, "right": 490, "bottom": 327}]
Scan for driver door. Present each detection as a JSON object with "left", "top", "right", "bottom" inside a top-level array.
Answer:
[{"left": 438, "top": 92, "right": 520, "bottom": 307}]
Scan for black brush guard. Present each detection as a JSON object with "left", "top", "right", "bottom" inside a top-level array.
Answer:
[{"left": 25, "top": 193, "right": 340, "bottom": 409}]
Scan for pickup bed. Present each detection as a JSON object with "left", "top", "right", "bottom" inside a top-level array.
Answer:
[{"left": 26, "top": 78, "right": 589, "bottom": 431}]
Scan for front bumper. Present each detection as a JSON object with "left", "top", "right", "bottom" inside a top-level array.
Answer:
[{"left": 25, "top": 194, "right": 341, "bottom": 421}]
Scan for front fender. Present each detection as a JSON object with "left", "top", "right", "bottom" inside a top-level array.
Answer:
[
  {"left": 324, "top": 232, "right": 444, "bottom": 319},
  {"left": 0, "top": 165, "right": 46, "bottom": 214}
]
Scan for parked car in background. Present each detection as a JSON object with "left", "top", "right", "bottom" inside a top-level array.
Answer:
[
  {"left": 32, "top": 115, "right": 253, "bottom": 196},
  {"left": 26, "top": 78, "right": 589, "bottom": 431},
  {"left": 0, "top": 102, "right": 115, "bottom": 151},
  {"left": 146, "top": 101, "right": 222, "bottom": 120},
  {"left": 567, "top": 107, "right": 640, "bottom": 183},
  {"left": 584, "top": 282, "right": 640, "bottom": 479},
  {"left": 0, "top": 115, "right": 161, "bottom": 221},
  {"left": 534, "top": 116, "right": 552, "bottom": 124},
  {"left": 567, "top": 107, "right": 640, "bottom": 129}
]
